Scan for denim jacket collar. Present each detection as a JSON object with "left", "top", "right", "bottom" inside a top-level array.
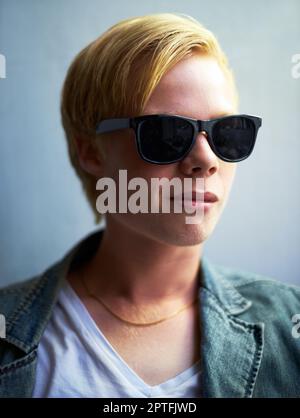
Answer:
[
  {"left": 3, "top": 228, "right": 264, "bottom": 397},
  {"left": 200, "top": 257, "right": 253, "bottom": 315},
  {"left": 199, "top": 257, "right": 264, "bottom": 397},
  {"left": 3, "top": 231, "right": 88, "bottom": 355}
]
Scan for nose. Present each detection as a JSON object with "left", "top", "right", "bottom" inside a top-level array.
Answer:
[{"left": 178, "top": 131, "right": 219, "bottom": 177}]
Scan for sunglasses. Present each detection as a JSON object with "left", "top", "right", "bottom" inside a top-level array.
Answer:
[{"left": 96, "top": 113, "right": 262, "bottom": 164}]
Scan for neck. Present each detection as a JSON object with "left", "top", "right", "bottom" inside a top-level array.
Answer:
[{"left": 83, "top": 219, "right": 203, "bottom": 307}]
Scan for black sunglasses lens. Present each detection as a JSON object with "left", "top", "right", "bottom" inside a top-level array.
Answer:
[
  {"left": 138, "top": 117, "right": 194, "bottom": 163},
  {"left": 212, "top": 117, "right": 256, "bottom": 161}
]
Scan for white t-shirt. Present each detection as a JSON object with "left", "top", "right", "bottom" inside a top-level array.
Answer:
[{"left": 32, "top": 278, "right": 201, "bottom": 398}]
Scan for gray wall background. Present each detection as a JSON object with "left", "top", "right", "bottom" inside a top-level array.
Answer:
[{"left": 0, "top": 0, "right": 299, "bottom": 287}]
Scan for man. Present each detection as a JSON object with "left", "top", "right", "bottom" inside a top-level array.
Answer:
[{"left": 0, "top": 13, "right": 299, "bottom": 398}]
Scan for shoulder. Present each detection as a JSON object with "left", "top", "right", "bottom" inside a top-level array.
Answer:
[
  {"left": 214, "top": 262, "right": 300, "bottom": 317},
  {"left": 0, "top": 229, "right": 104, "bottom": 318},
  {"left": 0, "top": 274, "right": 43, "bottom": 295},
  {"left": 0, "top": 274, "right": 46, "bottom": 319}
]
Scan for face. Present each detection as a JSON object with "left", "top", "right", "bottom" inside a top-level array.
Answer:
[{"left": 90, "top": 54, "right": 238, "bottom": 246}]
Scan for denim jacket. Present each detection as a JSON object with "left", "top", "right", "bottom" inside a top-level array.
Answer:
[{"left": 0, "top": 228, "right": 300, "bottom": 398}]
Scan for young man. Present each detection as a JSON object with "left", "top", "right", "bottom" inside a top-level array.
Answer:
[{"left": 0, "top": 13, "right": 299, "bottom": 398}]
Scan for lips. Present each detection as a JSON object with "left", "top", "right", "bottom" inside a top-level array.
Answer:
[
  {"left": 203, "top": 192, "right": 219, "bottom": 203},
  {"left": 171, "top": 191, "right": 219, "bottom": 203}
]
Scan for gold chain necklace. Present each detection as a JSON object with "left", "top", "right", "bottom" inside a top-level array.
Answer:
[{"left": 81, "top": 274, "right": 199, "bottom": 327}]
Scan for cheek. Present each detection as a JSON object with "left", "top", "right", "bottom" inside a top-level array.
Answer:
[
  {"left": 101, "top": 132, "right": 139, "bottom": 177},
  {"left": 220, "top": 163, "right": 236, "bottom": 192},
  {"left": 102, "top": 132, "right": 176, "bottom": 182}
]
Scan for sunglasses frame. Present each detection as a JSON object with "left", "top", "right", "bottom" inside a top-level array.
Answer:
[{"left": 96, "top": 113, "right": 262, "bottom": 164}]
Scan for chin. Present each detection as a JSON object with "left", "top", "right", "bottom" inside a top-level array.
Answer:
[
  {"left": 160, "top": 223, "right": 213, "bottom": 247},
  {"left": 142, "top": 212, "right": 219, "bottom": 247},
  {"left": 109, "top": 211, "right": 219, "bottom": 247}
]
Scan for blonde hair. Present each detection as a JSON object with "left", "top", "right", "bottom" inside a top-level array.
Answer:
[{"left": 60, "top": 13, "right": 239, "bottom": 224}]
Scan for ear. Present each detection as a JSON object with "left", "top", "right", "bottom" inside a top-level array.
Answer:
[{"left": 73, "top": 136, "right": 104, "bottom": 178}]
